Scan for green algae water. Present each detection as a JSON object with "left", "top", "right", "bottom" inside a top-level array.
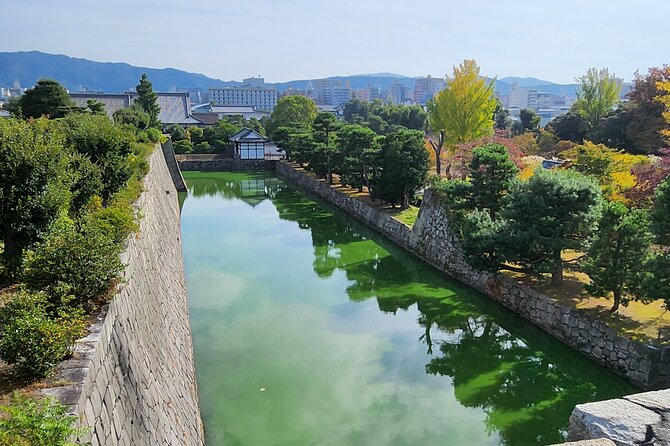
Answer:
[{"left": 180, "top": 171, "right": 635, "bottom": 446}]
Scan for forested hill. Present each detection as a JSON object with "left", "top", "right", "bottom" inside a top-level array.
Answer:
[
  {"left": 0, "top": 51, "right": 581, "bottom": 97},
  {"left": 0, "top": 51, "right": 237, "bottom": 92}
]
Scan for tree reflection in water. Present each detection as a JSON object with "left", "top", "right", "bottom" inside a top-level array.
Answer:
[{"left": 267, "top": 182, "right": 634, "bottom": 446}]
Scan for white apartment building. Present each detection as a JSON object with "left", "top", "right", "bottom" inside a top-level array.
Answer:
[
  {"left": 209, "top": 77, "right": 278, "bottom": 111},
  {"left": 507, "top": 83, "right": 538, "bottom": 109}
]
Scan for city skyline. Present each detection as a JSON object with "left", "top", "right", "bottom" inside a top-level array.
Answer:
[{"left": 2, "top": 0, "right": 668, "bottom": 84}]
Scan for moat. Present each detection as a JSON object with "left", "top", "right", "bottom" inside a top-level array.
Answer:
[{"left": 179, "top": 171, "right": 635, "bottom": 446}]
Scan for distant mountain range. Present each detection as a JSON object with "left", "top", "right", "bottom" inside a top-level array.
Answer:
[{"left": 0, "top": 51, "right": 581, "bottom": 98}]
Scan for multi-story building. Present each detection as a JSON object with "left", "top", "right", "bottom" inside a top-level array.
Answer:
[
  {"left": 414, "top": 75, "right": 445, "bottom": 104},
  {"left": 387, "top": 80, "right": 411, "bottom": 105},
  {"left": 507, "top": 83, "right": 538, "bottom": 110},
  {"left": 310, "top": 79, "right": 352, "bottom": 107},
  {"left": 209, "top": 77, "right": 278, "bottom": 111}
]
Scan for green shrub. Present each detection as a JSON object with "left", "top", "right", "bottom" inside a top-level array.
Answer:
[
  {"left": 86, "top": 200, "right": 137, "bottom": 244},
  {"left": 0, "top": 291, "right": 86, "bottom": 377},
  {"left": 0, "top": 392, "right": 85, "bottom": 445},
  {"left": 193, "top": 141, "right": 212, "bottom": 154},
  {"left": 25, "top": 219, "right": 123, "bottom": 309},
  {"left": 173, "top": 139, "right": 193, "bottom": 154},
  {"left": 146, "top": 127, "right": 162, "bottom": 143}
]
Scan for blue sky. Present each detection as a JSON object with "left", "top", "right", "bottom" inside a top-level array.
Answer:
[{"left": 2, "top": 0, "right": 668, "bottom": 83}]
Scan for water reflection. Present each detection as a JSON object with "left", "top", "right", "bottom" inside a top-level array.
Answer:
[
  {"left": 186, "top": 171, "right": 285, "bottom": 207},
  {"left": 181, "top": 172, "right": 635, "bottom": 446},
  {"left": 268, "top": 183, "right": 634, "bottom": 446}
]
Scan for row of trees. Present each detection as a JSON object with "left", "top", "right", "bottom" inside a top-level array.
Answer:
[
  {"left": 434, "top": 142, "right": 669, "bottom": 312},
  {"left": 268, "top": 96, "right": 429, "bottom": 208}
]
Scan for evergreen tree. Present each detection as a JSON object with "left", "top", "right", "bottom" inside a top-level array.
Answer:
[
  {"left": 135, "top": 73, "right": 160, "bottom": 128},
  {"left": 582, "top": 202, "right": 653, "bottom": 313}
]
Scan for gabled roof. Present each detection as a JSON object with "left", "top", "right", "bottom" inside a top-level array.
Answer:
[
  {"left": 70, "top": 92, "right": 203, "bottom": 125},
  {"left": 229, "top": 128, "right": 268, "bottom": 142}
]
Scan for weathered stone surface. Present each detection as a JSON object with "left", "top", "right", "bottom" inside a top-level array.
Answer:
[
  {"left": 549, "top": 439, "right": 617, "bottom": 446},
  {"left": 178, "top": 157, "right": 276, "bottom": 171},
  {"left": 624, "top": 389, "right": 670, "bottom": 413},
  {"left": 275, "top": 161, "right": 670, "bottom": 390},
  {"left": 568, "top": 399, "right": 661, "bottom": 445},
  {"left": 41, "top": 147, "right": 204, "bottom": 445}
]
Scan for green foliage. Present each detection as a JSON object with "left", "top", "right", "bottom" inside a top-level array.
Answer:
[
  {"left": 512, "top": 108, "right": 540, "bottom": 136},
  {"left": 582, "top": 201, "right": 653, "bottom": 312},
  {"left": 25, "top": 216, "right": 124, "bottom": 309},
  {"left": 193, "top": 141, "right": 213, "bottom": 154},
  {"left": 60, "top": 114, "right": 134, "bottom": 200},
  {"left": 651, "top": 176, "right": 670, "bottom": 245},
  {"left": 112, "top": 104, "right": 150, "bottom": 130},
  {"left": 268, "top": 96, "right": 317, "bottom": 137},
  {"left": 338, "top": 124, "right": 380, "bottom": 191},
  {"left": 202, "top": 119, "right": 242, "bottom": 151},
  {"left": 501, "top": 169, "right": 602, "bottom": 284},
  {"left": 19, "top": 79, "right": 75, "bottom": 119},
  {"left": 493, "top": 99, "right": 511, "bottom": 131},
  {"left": 643, "top": 253, "right": 670, "bottom": 310},
  {"left": 0, "top": 119, "right": 72, "bottom": 278},
  {"left": 0, "top": 392, "right": 84, "bottom": 446},
  {"left": 592, "top": 67, "right": 669, "bottom": 154},
  {"left": 546, "top": 112, "right": 588, "bottom": 143},
  {"left": 134, "top": 73, "right": 160, "bottom": 128},
  {"left": 374, "top": 129, "right": 429, "bottom": 208},
  {"left": 574, "top": 68, "right": 622, "bottom": 132},
  {"left": 167, "top": 124, "right": 187, "bottom": 142},
  {"left": 173, "top": 139, "right": 193, "bottom": 154},
  {"left": 311, "top": 113, "right": 341, "bottom": 182},
  {"left": 68, "top": 153, "right": 103, "bottom": 216},
  {"left": 188, "top": 126, "right": 205, "bottom": 144},
  {"left": 145, "top": 127, "right": 162, "bottom": 143},
  {"left": 0, "top": 291, "right": 86, "bottom": 377},
  {"left": 84, "top": 99, "right": 106, "bottom": 115},
  {"left": 461, "top": 169, "right": 602, "bottom": 286},
  {"left": 469, "top": 143, "right": 519, "bottom": 216}
]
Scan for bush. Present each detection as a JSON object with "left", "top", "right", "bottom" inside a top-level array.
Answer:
[
  {"left": 173, "top": 139, "right": 193, "bottom": 154},
  {"left": 0, "top": 291, "right": 86, "bottom": 377},
  {"left": 146, "top": 127, "right": 162, "bottom": 143},
  {"left": 192, "top": 141, "right": 212, "bottom": 154},
  {"left": 0, "top": 392, "right": 84, "bottom": 445},
  {"left": 86, "top": 199, "right": 138, "bottom": 244},
  {"left": 25, "top": 218, "right": 123, "bottom": 309}
]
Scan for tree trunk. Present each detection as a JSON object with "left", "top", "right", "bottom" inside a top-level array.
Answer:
[
  {"left": 551, "top": 249, "right": 563, "bottom": 287},
  {"left": 400, "top": 193, "right": 409, "bottom": 210},
  {"left": 429, "top": 136, "right": 444, "bottom": 176},
  {"left": 610, "top": 290, "right": 621, "bottom": 313}
]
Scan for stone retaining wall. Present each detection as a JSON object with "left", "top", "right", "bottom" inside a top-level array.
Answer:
[
  {"left": 276, "top": 161, "right": 670, "bottom": 390},
  {"left": 178, "top": 157, "right": 276, "bottom": 171},
  {"left": 41, "top": 147, "right": 205, "bottom": 445}
]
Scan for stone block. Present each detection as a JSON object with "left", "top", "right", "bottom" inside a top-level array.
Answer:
[
  {"left": 623, "top": 389, "right": 670, "bottom": 413},
  {"left": 568, "top": 398, "right": 661, "bottom": 445}
]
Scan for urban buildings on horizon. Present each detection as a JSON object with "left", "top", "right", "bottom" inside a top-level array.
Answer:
[{"left": 3, "top": 72, "right": 632, "bottom": 125}]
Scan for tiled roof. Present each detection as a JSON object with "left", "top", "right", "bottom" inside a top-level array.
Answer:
[
  {"left": 70, "top": 92, "right": 202, "bottom": 125},
  {"left": 229, "top": 128, "right": 268, "bottom": 142}
]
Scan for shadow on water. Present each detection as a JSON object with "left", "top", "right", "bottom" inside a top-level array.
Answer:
[
  {"left": 181, "top": 171, "right": 635, "bottom": 446},
  {"left": 268, "top": 182, "right": 635, "bottom": 446}
]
